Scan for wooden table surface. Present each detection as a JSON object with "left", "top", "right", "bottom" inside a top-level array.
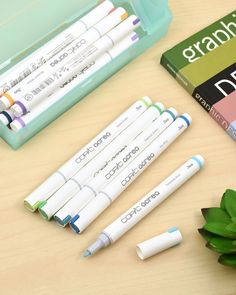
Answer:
[{"left": 1, "top": 1, "right": 236, "bottom": 294}]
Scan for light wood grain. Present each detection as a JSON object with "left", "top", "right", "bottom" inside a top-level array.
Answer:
[{"left": 1, "top": 1, "right": 236, "bottom": 294}]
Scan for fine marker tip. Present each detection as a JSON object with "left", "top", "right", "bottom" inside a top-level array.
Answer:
[{"left": 83, "top": 250, "right": 91, "bottom": 258}]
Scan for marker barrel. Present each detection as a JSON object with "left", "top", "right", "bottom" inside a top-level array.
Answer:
[
  {"left": 70, "top": 108, "right": 178, "bottom": 233},
  {"left": 24, "top": 97, "right": 152, "bottom": 212},
  {"left": 84, "top": 155, "right": 204, "bottom": 256},
  {"left": 0, "top": 0, "right": 114, "bottom": 105},
  {"left": 10, "top": 15, "right": 140, "bottom": 116},
  {"left": 46, "top": 103, "right": 164, "bottom": 222},
  {"left": 10, "top": 32, "right": 139, "bottom": 132},
  {"left": 8, "top": 7, "right": 128, "bottom": 116},
  {"left": 71, "top": 114, "right": 192, "bottom": 233}
]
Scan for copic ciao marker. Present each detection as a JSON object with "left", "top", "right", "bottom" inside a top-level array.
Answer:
[
  {"left": 10, "top": 32, "right": 139, "bottom": 131},
  {"left": 83, "top": 155, "right": 204, "bottom": 257},
  {"left": 69, "top": 114, "right": 192, "bottom": 233},
  {"left": 50, "top": 108, "right": 177, "bottom": 227},
  {"left": 11, "top": 15, "right": 141, "bottom": 117},
  {"left": 0, "top": 7, "right": 127, "bottom": 113},
  {"left": 0, "top": 0, "right": 114, "bottom": 104},
  {"left": 41, "top": 103, "right": 165, "bottom": 221},
  {"left": 24, "top": 97, "right": 151, "bottom": 212}
]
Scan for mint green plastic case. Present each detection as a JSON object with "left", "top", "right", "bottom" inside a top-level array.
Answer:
[{"left": 0, "top": 0, "right": 172, "bottom": 149}]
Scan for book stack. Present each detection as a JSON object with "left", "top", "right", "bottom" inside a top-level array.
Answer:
[{"left": 161, "top": 10, "right": 236, "bottom": 141}]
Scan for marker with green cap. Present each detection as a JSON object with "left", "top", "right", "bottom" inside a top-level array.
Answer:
[
  {"left": 39, "top": 102, "right": 165, "bottom": 221},
  {"left": 24, "top": 97, "right": 152, "bottom": 212}
]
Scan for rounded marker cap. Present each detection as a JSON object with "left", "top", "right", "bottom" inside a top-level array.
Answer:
[
  {"left": 166, "top": 107, "right": 178, "bottom": 119},
  {"left": 0, "top": 110, "right": 14, "bottom": 125},
  {"left": 11, "top": 102, "right": 25, "bottom": 117},
  {"left": 0, "top": 95, "right": 12, "bottom": 111},
  {"left": 141, "top": 96, "right": 152, "bottom": 107},
  {"left": 153, "top": 102, "right": 165, "bottom": 114},
  {"left": 180, "top": 113, "right": 192, "bottom": 126},
  {"left": 10, "top": 118, "right": 24, "bottom": 132},
  {"left": 192, "top": 154, "right": 205, "bottom": 168},
  {"left": 136, "top": 227, "right": 183, "bottom": 260},
  {"left": 94, "top": 7, "right": 128, "bottom": 36}
]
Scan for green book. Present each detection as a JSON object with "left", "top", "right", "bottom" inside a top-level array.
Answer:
[{"left": 161, "top": 10, "right": 236, "bottom": 141}]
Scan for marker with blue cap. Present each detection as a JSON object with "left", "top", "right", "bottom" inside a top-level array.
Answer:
[
  {"left": 83, "top": 154, "right": 205, "bottom": 257},
  {"left": 71, "top": 114, "right": 194, "bottom": 235}
]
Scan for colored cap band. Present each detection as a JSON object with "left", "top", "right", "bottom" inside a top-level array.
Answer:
[
  {"left": 192, "top": 156, "right": 203, "bottom": 169},
  {"left": 3, "top": 93, "right": 15, "bottom": 106},
  {"left": 167, "top": 227, "right": 179, "bottom": 233},
  {"left": 2, "top": 111, "right": 13, "bottom": 124},
  {"left": 179, "top": 115, "right": 190, "bottom": 126},
  {"left": 141, "top": 97, "right": 152, "bottom": 108},
  {"left": 131, "top": 33, "right": 139, "bottom": 41},
  {"left": 165, "top": 109, "right": 176, "bottom": 121},
  {"left": 15, "top": 117, "right": 26, "bottom": 128},
  {"left": 15, "top": 101, "right": 27, "bottom": 116},
  {"left": 153, "top": 104, "right": 163, "bottom": 114},
  {"left": 133, "top": 18, "right": 140, "bottom": 25}
]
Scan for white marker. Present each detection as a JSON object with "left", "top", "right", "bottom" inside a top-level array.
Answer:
[
  {"left": 24, "top": 97, "right": 152, "bottom": 212},
  {"left": 11, "top": 15, "right": 141, "bottom": 117},
  {"left": 83, "top": 155, "right": 205, "bottom": 257},
  {"left": 42, "top": 103, "right": 165, "bottom": 222},
  {"left": 0, "top": 0, "right": 114, "bottom": 103},
  {"left": 39, "top": 108, "right": 173, "bottom": 221},
  {"left": 70, "top": 114, "right": 192, "bottom": 233},
  {"left": 2, "top": 7, "right": 127, "bottom": 114},
  {"left": 10, "top": 32, "right": 139, "bottom": 131},
  {"left": 48, "top": 108, "right": 176, "bottom": 224}
]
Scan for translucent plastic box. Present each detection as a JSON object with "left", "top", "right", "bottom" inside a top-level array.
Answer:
[{"left": 0, "top": 0, "right": 172, "bottom": 149}]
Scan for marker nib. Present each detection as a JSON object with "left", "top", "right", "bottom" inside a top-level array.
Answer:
[{"left": 83, "top": 250, "right": 91, "bottom": 258}]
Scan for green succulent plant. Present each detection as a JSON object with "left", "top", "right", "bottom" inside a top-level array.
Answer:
[{"left": 198, "top": 189, "right": 236, "bottom": 267}]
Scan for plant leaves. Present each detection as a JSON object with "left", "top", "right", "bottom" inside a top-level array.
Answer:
[
  {"left": 223, "top": 189, "right": 236, "bottom": 218},
  {"left": 226, "top": 223, "right": 236, "bottom": 233},
  {"left": 198, "top": 228, "right": 217, "bottom": 242},
  {"left": 218, "top": 254, "right": 236, "bottom": 267},
  {"left": 203, "top": 222, "right": 236, "bottom": 239},
  {"left": 206, "top": 237, "right": 236, "bottom": 254},
  {"left": 220, "top": 192, "right": 226, "bottom": 210},
  {"left": 201, "top": 207, "right": 231, "bottom": 224}
]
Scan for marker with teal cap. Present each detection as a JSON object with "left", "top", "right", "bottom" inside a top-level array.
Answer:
[
  {"left": 70, "top": 114, "right": 193, "bottom": 234},
  {"left": 83, "top": 154, "right": 205, "bottom": 257},
  {"left": 24, "top": 97, "right": 152, "bottom": 212}
]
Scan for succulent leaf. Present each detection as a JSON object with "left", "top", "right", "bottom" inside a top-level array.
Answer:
[
  {"left": 203, "top": 222, "right": 236, "bottom": 239},
  {"left": 201, "top": 207, "right": 231, "bottom": 224},
  {"left": 223, "top": 189, "right": 236, "bottom": 218},
  {"left": 198, "top": 228, "right": 216, "bottom": 242},
  {"left": 206, "top": 237, "right": 236, "bottom": 254},
  {"left": 226, "top": 223, "right": 236, "bottom": 233},
  {"left": 218, "top": 254, "right": 236, "bottom": 267}
]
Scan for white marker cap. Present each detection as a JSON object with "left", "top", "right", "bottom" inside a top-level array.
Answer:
[
  {"left": 81, "top": 1, "right": 114, "bottom": 28},
  {"left": 107, "top": 15, "right": 141, "bottom": 44},
  {"left": 167, "top": 107, "right": 178, "bottom": 119},
  {"left": 136, "top": 227, "right": 183, "bottom": 260},
  {"left": 0, "top": 95, "right": 12, "bottom": 111},
  {"left": 0, "top": 109, "right": 15, "bottom": 125},
  {"left": 95, "top": 7, "right": 128, "bottom": 36},
  {"left": 10, "top": 103, "right": 24, "bottom": 118}
]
